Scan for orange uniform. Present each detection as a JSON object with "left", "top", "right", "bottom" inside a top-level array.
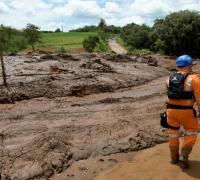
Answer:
[{"left": 166, "top": 69, "right": 200, "bottom": 164}]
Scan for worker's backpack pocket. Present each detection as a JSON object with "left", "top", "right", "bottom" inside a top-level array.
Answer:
[{"left": 160, "top": 112, "right": 168, "bottom": 128}]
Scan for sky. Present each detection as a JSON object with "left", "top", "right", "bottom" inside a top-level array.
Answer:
[{"left": 0, "top": 0, "right": 200, "bottom": 31}]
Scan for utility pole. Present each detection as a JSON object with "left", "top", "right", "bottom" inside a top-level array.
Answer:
[{"left": 61, "top": 18, "right": 64, "bottom": 32}]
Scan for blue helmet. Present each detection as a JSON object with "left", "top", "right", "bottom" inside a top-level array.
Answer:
[{"left": 176, "top": 55, "right": 195, "bottom": 67}]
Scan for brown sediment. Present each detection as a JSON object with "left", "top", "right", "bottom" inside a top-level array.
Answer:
[{"left": 0, "top": 53, "right": 199, "bottom": 179}]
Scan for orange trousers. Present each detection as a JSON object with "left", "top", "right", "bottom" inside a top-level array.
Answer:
[{"left": 167, "top": 109, "right": 198, "bottom": 156}]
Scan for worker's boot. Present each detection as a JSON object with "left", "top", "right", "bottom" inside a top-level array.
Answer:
[
  {"left": 170, "top": 146, "right": 179, "bottom": 164},
  {"left": 180, "top": 146, "right": 192, "bottom": 169}
]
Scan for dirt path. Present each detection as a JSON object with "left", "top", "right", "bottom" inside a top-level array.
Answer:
[
  {"left": 95, "top": 138, "right": 200, "bottom": 180},
  {"left": 108, "top": 39, "right": 127, "bottom": 54}
]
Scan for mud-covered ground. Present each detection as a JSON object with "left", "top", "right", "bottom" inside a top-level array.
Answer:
[
  {"left": 0, "top": 53, "right": 199, "bottom": 180},
  {"left": 0, "top": 53, "right": 161, "bottom": 103}
]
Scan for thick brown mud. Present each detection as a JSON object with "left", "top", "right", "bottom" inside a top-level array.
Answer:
[{"left": 0, "top": 53, "right": 199, "bottom": 180}]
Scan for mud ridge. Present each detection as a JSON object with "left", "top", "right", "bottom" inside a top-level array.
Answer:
[{"left": 0, "top": 53, "right": 168, "bottom": 103}]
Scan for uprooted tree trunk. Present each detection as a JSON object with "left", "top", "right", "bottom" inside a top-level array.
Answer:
[
  {"left": 0, "top": 52, "right": 14, "bottom": 103},
  {"left": 0, "top": 51, "right": 7, "bottom": 88}
]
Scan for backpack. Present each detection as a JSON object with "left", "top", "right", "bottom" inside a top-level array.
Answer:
[{"left": 167, "top": 72, "right": 193, "bottom": 99}]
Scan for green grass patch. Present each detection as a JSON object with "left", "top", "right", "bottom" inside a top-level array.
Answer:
[{"left": 38, "top": 32, "right": 97, "bottom": 51}]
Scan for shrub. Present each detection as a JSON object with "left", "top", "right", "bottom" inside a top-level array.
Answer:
[{"left": 83, "top": 35, "right": 100, "bottom": 52}]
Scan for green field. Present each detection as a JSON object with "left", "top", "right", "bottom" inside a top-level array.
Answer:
[{"left": 38, "top": 32, "right": 97, "bottom": 51}]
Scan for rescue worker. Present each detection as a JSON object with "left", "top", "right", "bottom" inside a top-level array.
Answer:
[{"left": 166, "top": 54, "right": 200, "bottom": 169}]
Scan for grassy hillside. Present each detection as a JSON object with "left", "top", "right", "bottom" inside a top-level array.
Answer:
[{"left": 38, "top": 32, "right": 97, "bottom": 52}]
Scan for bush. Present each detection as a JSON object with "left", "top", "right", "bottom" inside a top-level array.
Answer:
[
  {"left": 95, "top": 40, "right": 108, "bottom": 52},
  {"left": 9, "top": 36, "right": 27, "bottom": 54},
  {"left": 83, "top": 35, "right": 100, "bottom": 52},
  {"left": 55, "top": 28, "right": 61, "bottom": 32},
  {"left": 120, "top": 23, "right": 152, "bottom": 50}
]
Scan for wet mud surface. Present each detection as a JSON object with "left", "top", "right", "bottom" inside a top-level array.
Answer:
[{"left": 0, "top": 53, "right": 198, "bottom": 179}]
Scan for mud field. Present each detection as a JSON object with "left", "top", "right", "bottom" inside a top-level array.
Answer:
[{"left": 0, "top": 53, "right": 199, "bottom": 180}]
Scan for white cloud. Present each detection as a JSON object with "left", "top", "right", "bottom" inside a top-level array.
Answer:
[
  {"left": 48, "top": 0, "right": 66, "bottom": 3},
  {"left": 130, "top": 0, "right": 170, "bottom": 16},
  {"left": 106, "top": 16, "right": 146, "bottom": 26},
  {"left": 54, "top": 0, "right": 102, "bottom": 18},
  {"left": 0, "top": 2, "right": 11, "bottom": 13},
  {"left": 1, "top": 0, "right": 200, "bottom": 30},
  {"left": 175, "top": 0, "right": 200, "bottom": 11},
  {"left": 104, "top": 2, "right": 122, "bottom": 14}
]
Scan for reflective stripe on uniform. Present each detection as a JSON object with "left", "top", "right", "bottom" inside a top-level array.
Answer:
[
  {"left": 185, "top": 77, "right": 192, "bottom": 91},
  {"left": 168, "top": 134, "right": 180, "bottom": 138},
  {"left": 185, "top": 131, "right": 198, "bottom": 136}
]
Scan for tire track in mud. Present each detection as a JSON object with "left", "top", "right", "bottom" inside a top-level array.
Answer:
[{"left": 0, "top": 76, "right": 168, "bottom": 179}]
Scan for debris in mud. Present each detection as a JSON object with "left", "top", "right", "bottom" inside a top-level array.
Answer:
[
  {"left": 136, "top": 56, "right": 158, "bottom": 66},
  {"left": 79, "top": 58, "right": 115, "bottom": 73},
  {"left": 69, "top": 84, "right": 115, "bottom": 96},
  {"left": 0, "top": 53, "right": 168, "bottom": 103},
  {"left": 79, "top": 163, "right": 88, "bottom": 172},
  {"left": 103, "top": 54, "right": 134, "bottom": 62},
  {"left": 0, "top": 131, "right": 73, "bottom": 179},
  {"left": 40, "top": 54, "right": 58, "bottom": 60}
]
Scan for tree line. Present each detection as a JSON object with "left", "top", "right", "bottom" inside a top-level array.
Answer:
[
  {"left": 79, "top": 10, "right": 200, "bottom": 57},
  {"left": 122, "top": 10, "right": 200, "bottom": 57}
]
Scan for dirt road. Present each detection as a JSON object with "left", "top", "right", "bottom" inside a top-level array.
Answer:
[
  {"left": 96, "top": 139, "right": 200, "bottom": 180},
  {"left": 108, "top": 39, "right": 127, "bottom": 54}
]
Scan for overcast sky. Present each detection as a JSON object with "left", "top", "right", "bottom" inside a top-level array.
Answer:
[{"left": 0, "top": 0, "right": 200, "bottom": 31}]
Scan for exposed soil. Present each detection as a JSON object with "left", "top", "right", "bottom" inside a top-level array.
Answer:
[
  {"left": 0, "top": 53, "right": 165, "bottom": 103},
  {"left": 95, "top": 139, "right": 200, "bottom": 180},
  {"left": 0, "top": 53, "right": 199, "bottom": 180},
  {"left": 108, "top": 39, "right": 127, "bottom": 54}
]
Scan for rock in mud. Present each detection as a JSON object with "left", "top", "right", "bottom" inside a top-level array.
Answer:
[
  {"left": 42, "top": 163, "right": 54, "bottom": 178},
  {"left": 51, "top": 159, "right": 63, "bottom": 173},
  {"left": 73, "top": 150, "right": 91, "bottom": 161}
]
